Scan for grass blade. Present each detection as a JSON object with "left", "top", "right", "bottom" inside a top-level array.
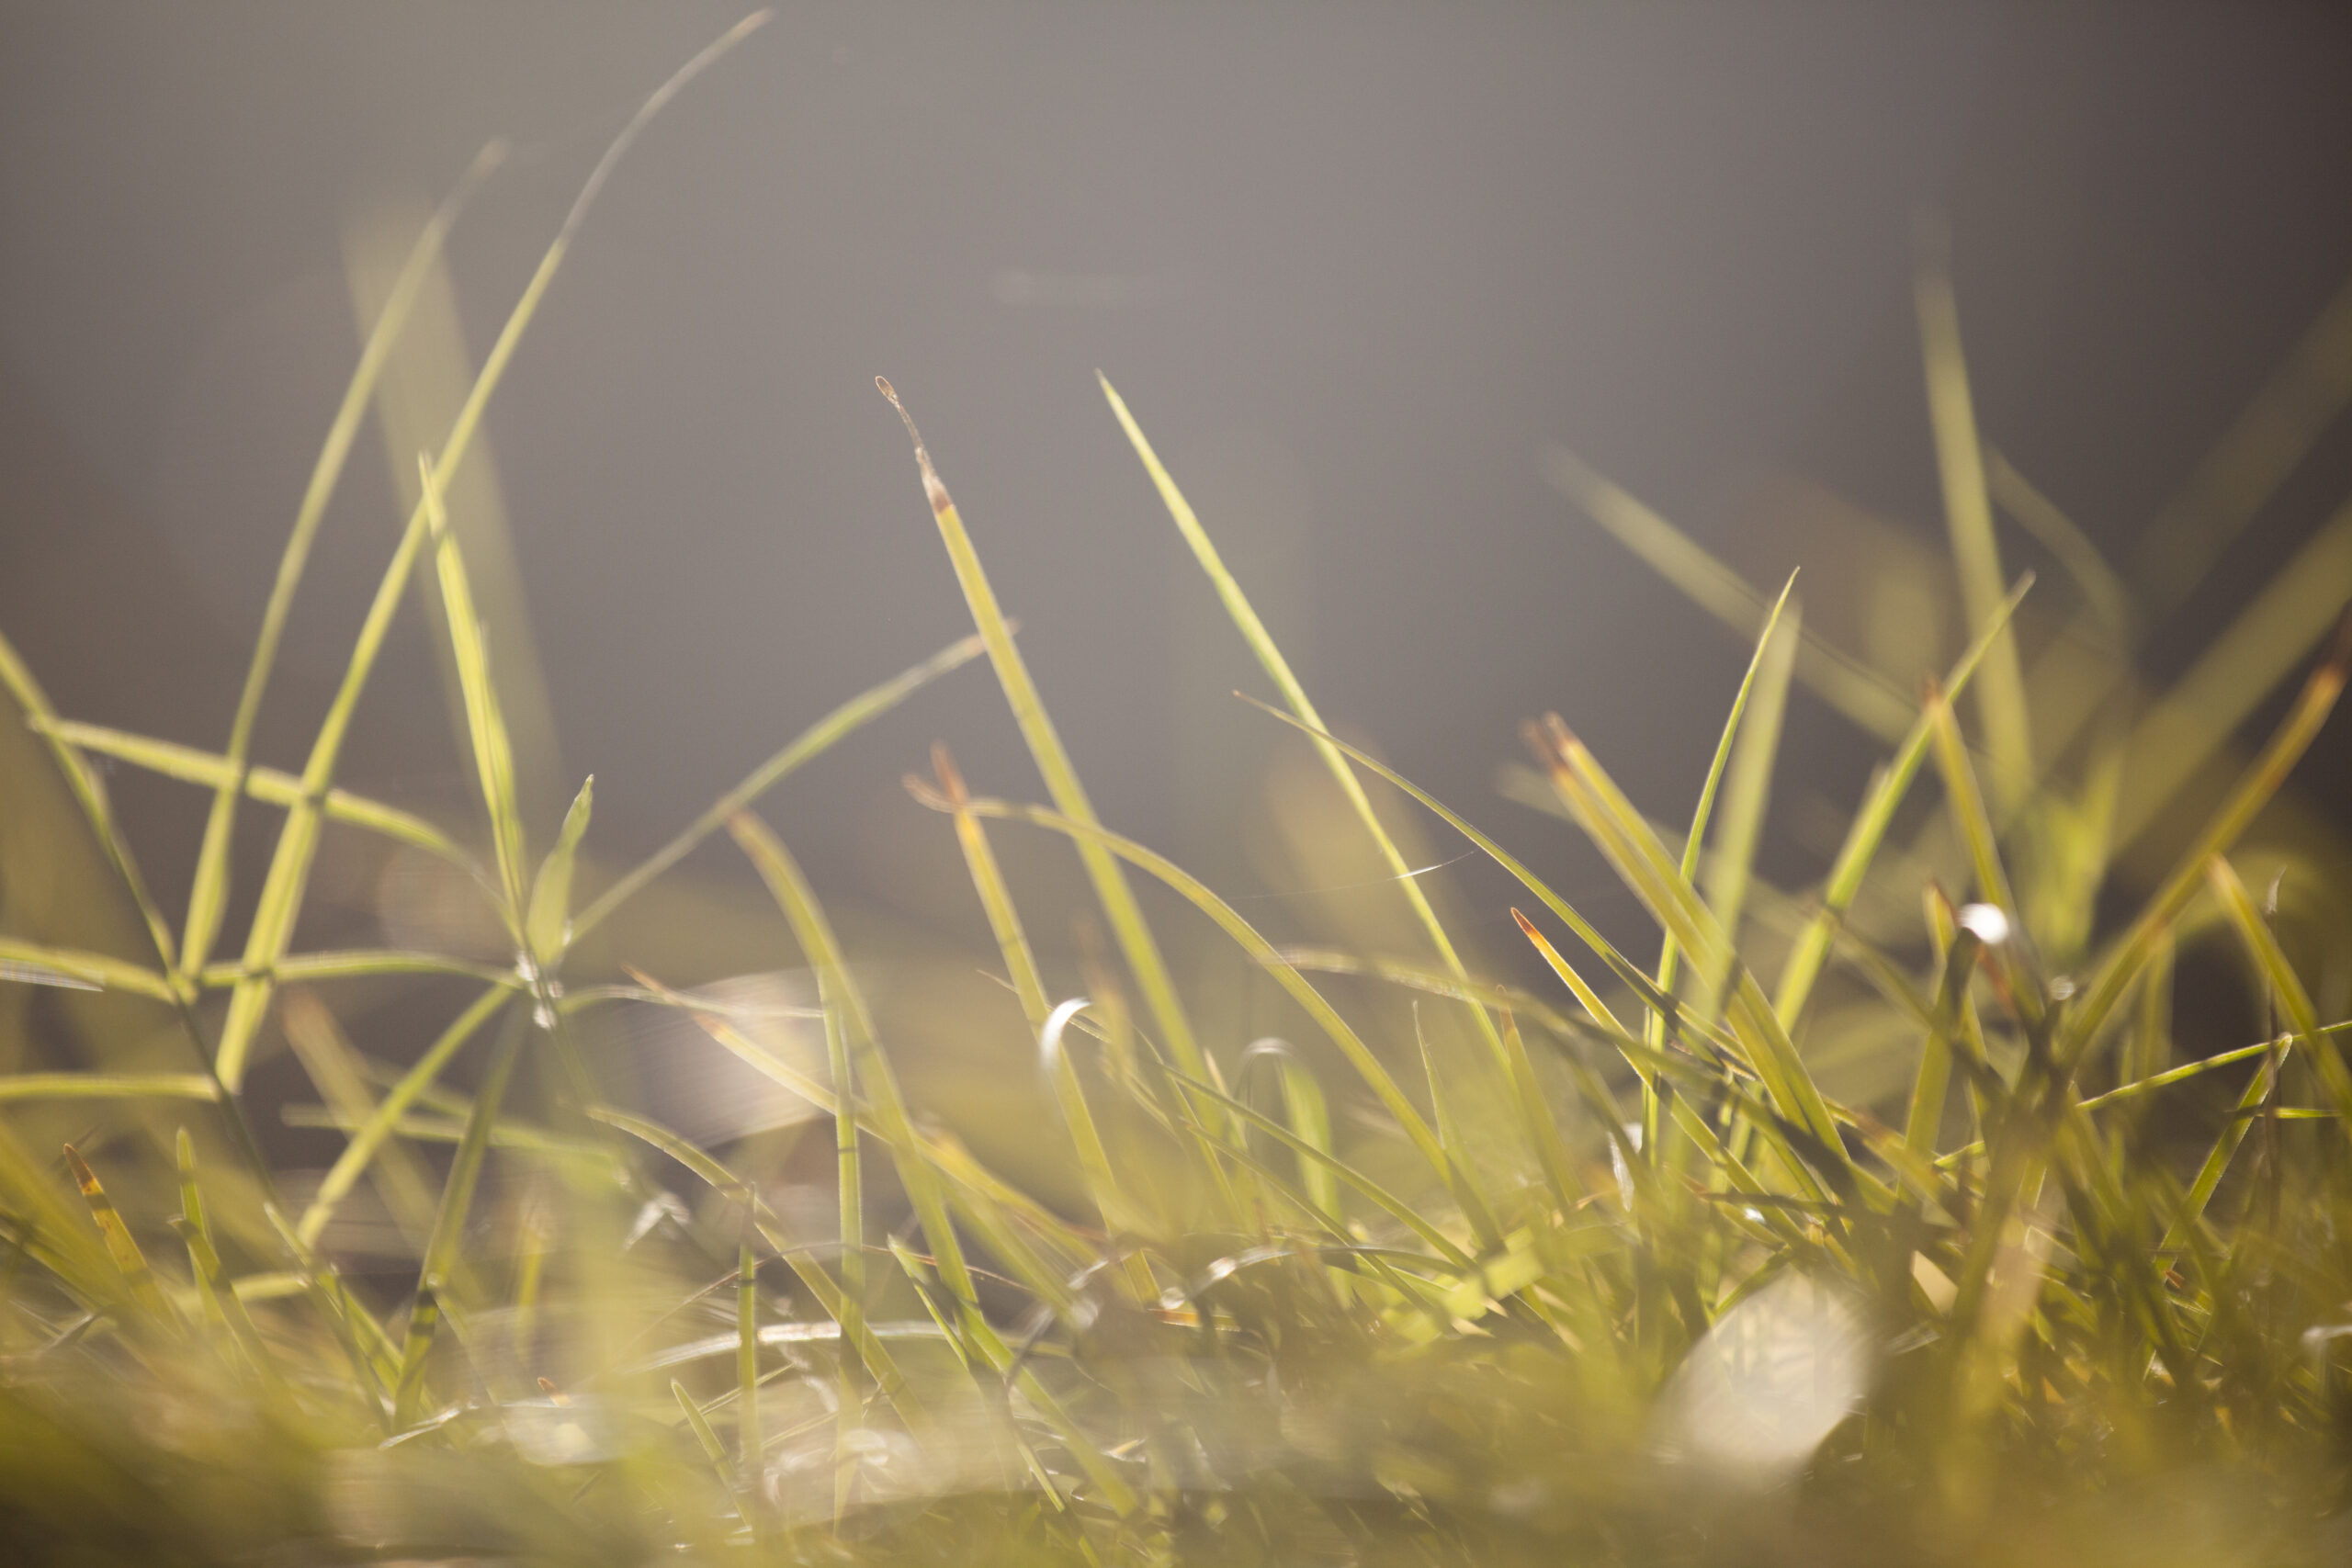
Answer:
[
  {"left": 180, "top": 142, "right": 504, "bottom": 977},
  {"left": 572, "top": 631, "right": 989, "bottom": 941},
  {"left": 877, "top": 378, "right": 1202, "bottom": 1085},
  {"left": 0, "top": 1073, "right": 217, "bottom": 1104},
  {"left": 1915, "top": 221, "right": 2033, "bottom": 807},
  {"left": 526, "top": 775, "right": 594, "bottom": 967}
]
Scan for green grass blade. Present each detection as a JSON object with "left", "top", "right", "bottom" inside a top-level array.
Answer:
[
  {"left": 572, "top": 631, "right": 989, "bottom": 941},
  {"left": 180, "top": 142, "right": 504, "bottom": 978},
  {"left": 1926, "top": 686, "right": 2019, "bottom": 919},
  {"left": 419, "top": 453, "right": 530, "bottom": 915},
  {"left": 2064, "top": 615, "right": 2351, "bottom": 1066},
  {"left": 1916, "top": 225, "right": 2034, "bottom": 807},
  {"left": 0, "top": 937, "right": 178, "bottom": 1002},
  {"left": 930, "top": 790, "right": 1463, "bottom": 1209},
  {"left": 878, "top": 378, "right": 1202, "bottom": 1084},
  {"left": 1692, "top": 591, "right": 1800, "bottom": 1017},
  {"left": 931, "top": 744, "right": 1050, "bottom": 1032},
  {"left": 1771, "top": 572, "right": 2033, "bottom": 1030},
  {"left": 1539, "top": 445, "right": 1915, "bottom": 741},
  {"left": 395, "top": 1003, "right": 526, "bottom": 1424},
  {"left": 2111, "top": 496, "right": 2352, "bottom": 853},
  {"left": 215, "top": 505, "right": 435, "bottom": 1090},
  {"left": 0, "top": 1073, "right": 217, "bottom": 1104},
  {"left": 62, "top": 1145, "right": 175, "bottom": 1328},
  {"left": 2208, "top": 854, "right": 2352, "bottom": 1124},
  {"left": 1984, "top": 451, "right": 2132, "bottom": 643},
  {"left": 34, "top": 718, "right": 476, "bottom": 869},
  {"left": 526, "top": 775, "right": 594, "bottom": 967},
  {"left": 297, "top": 985, "right": 510, "bottom": 1247}
]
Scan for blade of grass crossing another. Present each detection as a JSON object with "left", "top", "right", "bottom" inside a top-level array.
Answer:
[
  {"left": 180, "top": 143, "right": 504, "bottom": 977},
  {"left": 877, "top": 378, "right": 1204, "bottom": 1089},
  {"left": 1771, "top": 572, "right": 2033, "bottom": 1032},
  {"left": 2208, "top": 854, "right": 2352, "bottom": 1125}
]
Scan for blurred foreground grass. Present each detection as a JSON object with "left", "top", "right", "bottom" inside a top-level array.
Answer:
[{"left": 5, "top": 18, "right": 2352, "bottom": 1565}]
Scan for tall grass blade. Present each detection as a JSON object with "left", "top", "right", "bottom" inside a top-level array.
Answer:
[
  {"left": 877, "top": 378, "right": 1203, "bottom": 1084},
  {"left": 180, "top": 143, "right": 504, "bottom": 977},
  {"left": 1915, "top": 220, "right": 2034, "bottom": 807}
]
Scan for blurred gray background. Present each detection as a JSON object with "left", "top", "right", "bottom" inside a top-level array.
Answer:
[{"left": 4, "top": 2, "right": 2350, "bottom": 1005}]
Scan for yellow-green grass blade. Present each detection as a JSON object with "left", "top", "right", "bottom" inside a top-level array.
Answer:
[
  {"left": 280, "top": 989, "right": 442, "bottom": 1251},
  {"left": 933, "top": 793, "right": 1464, "bottom": 1214},
  {"left": 297, "top": 985, "right": 510, "bottom": 1247},
  {"left": 2064, "top": 615, "right": 2351, "bottom": 1067},
  {"left": 1238, "top": 696, "right": 1662, "bottom": 1012},
  {"left": 215, "top": 505, "right": 435, "bottom": 1090},
  {"left": 1691, "top": 589, "right": 1800, "bottom": 1021},
  {"left": 572, "top": 631, "right": 989, "bottom": 941},
  {"left": 725, "top": 815, "right": 976, "bottom": 1324},
  {"left": 181, "top": 142, "right": 504, "bottom": 978},
  {"left": 1772, "top": 572, "right": 2033, "bottom": 1030},
  {"left": 0, "top": 937, "right": 178, "bottom": 1002},
  {"left": 878, "top": 378, "right": 1202, "bottom": 1085},
  {"left": 218, "top": 17, "right": 769, "bottom": 1094},
  {"left": 931, "top": 745, "right": 1049, "bottom": 1032},
  {"left": 1040, "top": 1000, "right": 1153, "bottom": 1276},
  {"left": 735, "top": 1237, "right": 762, "bottom": 1494},
  {"left": 1102, "top": 375, "right": 1540, "bottom": 1152},
  {"left": 1984, "top": 451, "right": 2132, "bottom": 643},
  {"left": 1238, "top": 1037, "right": 1344, "bottom": 1227},
  {"left": 395, "top": 1003, "right": 526, "bottom": 1424},
  {"left": 1915, "top": 229, "right": 2033, "bottom": 807},
  {"left": 265, "top": 1202, "right": 396, "bottom": 1421},
  {"left": 34, "top": 718, "right": 476, "bottom": 870},
  {"left": 1277, "top": 947, "right": 1582, "bottom": 1041},
  {"left": 0, "top": 629, "right": 186, "bottom": 993},
  {"left": 526, "top": 775, "right": 594, "bottom": 967},
  {"left": 419, "top": 453, "right": 531, "bottom": 915},
  {"left": 2159, "top": 1045, "right": 2281, "bottom": 1256},
  {"left": 672, "top": 1379, "right": 752, "bottom": 1531},
  {"left": 2135, "top": 265, "right": 2352, "bottom": 618},
  {"left": 0, "top": 1073, "right": 217, "bottom": 1104},
  {"left": 2208, "top": 854, "right": 2352, "bottom": 1126},
  {"left": 1905, "top": 932, "right": 1984, "bottom": 1162},
  {"left": 2111, "top": 495, "right": 2352, "bottom": 854},
  {"left": 1926, "top": 687, "right": 2019, "bottom": 920},
  {"left": 1529, "top": 716, "right": 1856, "bottom": 1185},
  {"left": 201, "top": 949, "right": 522, "bottom": 990},
  {"left": 594, "top": 1105, "right": 924, "bottom": 1427},
  {"left": 1539, "top": 445, "right": 1915, "bottom": 742},
  {"left": 62, "top": 1144, "right": 176, "bottom": 1329}
]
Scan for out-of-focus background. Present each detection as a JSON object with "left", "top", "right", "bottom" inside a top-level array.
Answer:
[{"left": 4, "top": 4, "right": 2350, "bottom": 1127}]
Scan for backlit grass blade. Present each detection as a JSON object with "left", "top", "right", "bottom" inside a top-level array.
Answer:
[
  {"left": 34, "top": 718, "right": 475, "bottom": 869},
  {"left": 0, "top": 937, "right": 177, "bottom": 1002},
  {"left": 1916, "top": 225, "right": 2033, "bottom": 807},
  {"left": 2135, "top": 265, "right": 2352, "bottom": 617},
  {"left": 297, "top": 985, "right": 510, "bottom": 1247},
  {"left": 725, "top": 814, "right": 985, "bottom": 1331},
  {"left": 216, "top": 17, "right": 769, "bottom": 1094},
  {"left": 877, "top": 378, "right": 1202, "bottom": 1084},
  {"left": 1984, "top": 451, "right": 2132, "bottom": 643},
  {"left": 1238, "top": 1037, "right": 1343, "bottom": 1226},
  {"left": 215, "top": 505, "right": 435, "bottom": 1090},
  {"left": 2063, "top": 614, "right": 2351, "bottom": 1066},
  {"left": 2208, "top": 854, "right": 2352, "bottom": 1125},
  {"left": 1905, "top": 931, "right": 1984, "bottom": 1162},
  {"left": 572, "top": 630, "right": 989, "bottom": 941},
  {"left": 2111, "top": 496, "right": 2352, "bottom": 853},
  {"left": 1528, "top": 716, "right": 1854, "bottom": 1180},
  {"left": 0, "top": 628, "right": 186, "bottom": 990},
  {"left": 1539, "top": 445, "right": 1914, "bottom": 742},
  {"left": 180, "top": 142, "right": 504, "bottom": 978},
  {"left": 1691, "top": 589, "right": 1800, "bottom": 1019},
  {"left": 1236, "top": 695, "right": 1662, "bottom": 1011},
  {"left": 672, "top": 1379, "right": 752, "bottom": 1531},
  {"left": 395, "top": 1003, "right": 526, "bottom": 1424},
  {"left": 931, "top": 745, "right": 1049, "bottom": 1032},
  {"left": 526, "top": 776, "right": 594, "bottom": 967},
  {"left": 62, "top": 1145, "right": 175, "bottom": 1328},
  {"left": 0, "top": 1074, "right": 217, "bottom": 1104},
  {"left": 280, "top": 989, "right": 441, "bottom": 1249},
  {"left": 1772, "top": 572, "right": 2033, "bottom": 1030},
  {"left": 1926, "top": 686, "right": 2019, "bottom": 919},
  {"left": 1102, "top": 375, "right": 1544, "bottom": 1153},
  {"left": 930, "top": 791, "right": 1464, "bottom": 1213},
  {"left": 420, "top": 453, "right": 530, "bottom": 916},
  {"left": 201, "top": 950, "right": 523, "bottom": 990}
]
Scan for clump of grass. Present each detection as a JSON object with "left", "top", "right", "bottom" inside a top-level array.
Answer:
[{"left": 5, "top": 17, "right": 2352, "bottom": 1566}]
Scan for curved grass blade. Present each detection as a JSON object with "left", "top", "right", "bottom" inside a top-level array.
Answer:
[
  {"left": 1771, "top": 571, "right": 2033, "bottom": 1030},
  {"left": 572, "top": 631, "right": 989, "bottom": 941},
  {"left": 526, "top": 775, "right": 594, "bottom": 967},
  {"left": 181, "top": 142, "right": 505, "bottom": 977},
  {"left": 33, "top": 718, "right": 475, "bottom": 869},
  {"left": 878, "top": 378, "right": 1202, "bottom": 1086},
  {"left": 0, "top": 937, "right": 177, "bottom": 1002},
  {"left": 297, "top": 985, "right": 511, "bottom": 1247}
]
